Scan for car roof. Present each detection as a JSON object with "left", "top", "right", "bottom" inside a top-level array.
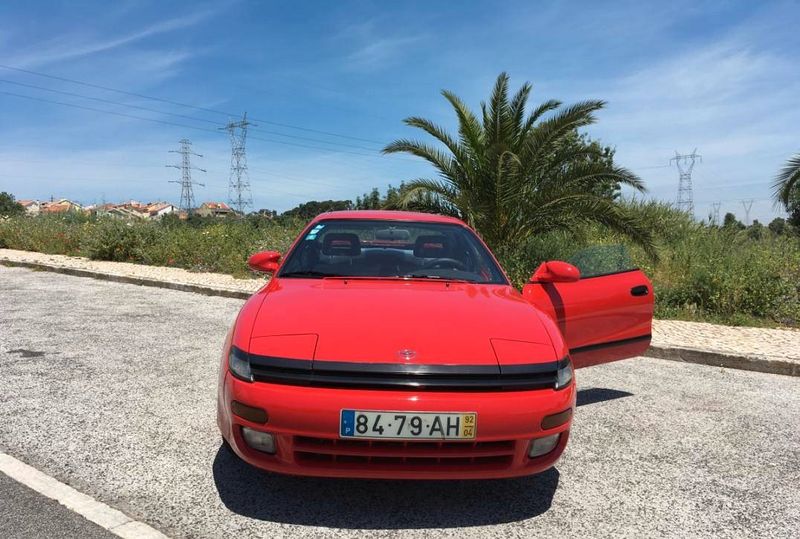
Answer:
[{"left": 312, "top": 210, "right": 466, "bottom": 226}]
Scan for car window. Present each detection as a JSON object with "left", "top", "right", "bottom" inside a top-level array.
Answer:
[
  {"left": 567, "top": 244, "right": 636, "bottom": 278},
  {"left": 279, "top": 219, "right": 508, "bottom": 284}
]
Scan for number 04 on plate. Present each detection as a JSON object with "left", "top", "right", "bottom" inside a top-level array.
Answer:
[{"left": 340, "top": 410, "right": 476, "bottom": 440}]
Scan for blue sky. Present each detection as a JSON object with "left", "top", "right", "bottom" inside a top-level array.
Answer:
[{"left": 0, "top": 0, "right": 798, "bottom": 223}]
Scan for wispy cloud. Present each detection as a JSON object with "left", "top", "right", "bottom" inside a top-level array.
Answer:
[
  {"left": 6, "top": 9, "right": 215, "bottom": 69},
  {"left": 344, "top": 35, "right": 425, "bottom": 71},
  {"left": 336, "top": 18, "right": 426, "bottom": 72}
]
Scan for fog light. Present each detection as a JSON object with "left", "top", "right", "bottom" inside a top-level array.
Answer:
[
  {"left": 528, "top": 433, "right": 560, "bottom": 458},
  {"left": 241, "top": 427, "right": 276, "bottom": 454}
]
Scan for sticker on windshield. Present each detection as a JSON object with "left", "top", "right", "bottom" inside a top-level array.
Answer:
[{"left": 306, "top": 224, "right": 325, "bottom": 240}]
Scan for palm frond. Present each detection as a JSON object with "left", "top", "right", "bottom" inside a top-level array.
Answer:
[
  {"left": 403, "top": 116, "right": 471, "bottom": 166},
  {"left": 521, "top": 98, "right": 561, "bottom": 135},
  {"left": 772, "top": 152, "right": 800, "bottom": 207},
  {"left": 382, "top": 139, "right": 461, "bottom": 182},
  {"left": 441, "top": 90, "right": 485, "bottom": 160}
]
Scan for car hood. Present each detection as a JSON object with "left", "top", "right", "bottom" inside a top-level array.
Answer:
[{"left": 248, "top": 278, "right": 559, "bottom": 368}]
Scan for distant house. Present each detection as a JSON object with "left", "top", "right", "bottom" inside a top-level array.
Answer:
[
  {"left": 106, "top": 206, "right": 147, "bottom": 220},
  {"left": 18, "top": 199, "right": 41, "bottom": 215},
  {"left": 40, "top": 199, "right": 82, "bottom": 214},
  {"left": 197, "top": 202, "right": 235, "bottom": 218},
  {"left": 146, "top": 202, "right": 176, "bottom": 219}
]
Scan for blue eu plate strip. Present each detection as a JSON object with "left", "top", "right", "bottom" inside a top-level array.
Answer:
[{"left": 340, "top": 410, "right": 355, "bottom": 437}]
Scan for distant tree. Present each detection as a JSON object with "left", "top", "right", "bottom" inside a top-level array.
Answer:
[
  {"left": 768, "top": 217, "right": 786, "bottom": 235},
  {"left": 747, "top": 219, "right": 765, "bottom": 240},
  {"left": 722, "top": 212, "right": 745, "bottom": 230},
  {"left": 355, "top": 188, "right": 382, "bottom": 210},
  {"left": 0, "top": 192, "right": 24, "bottom": 216},
  {"left": 382, "top": 72, "right": 654, "bottom": 255},
  {"left": 282, "top": 200, "right": 352, "bottom": 219},
  {"left": 255, "top": 209, "right": 278, "bottom": 218}
]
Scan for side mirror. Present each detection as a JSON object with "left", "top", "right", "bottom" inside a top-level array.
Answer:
[
  {"left": 247, "top": 250, "right": 282, "bottom": 274},
  {"left": 530, "top": 261, "right": 580, "bottom": 283}
]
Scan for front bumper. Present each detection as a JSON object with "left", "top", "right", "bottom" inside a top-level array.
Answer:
[{"left": 218, "top": 373, "right": 575, "bottom": 479}]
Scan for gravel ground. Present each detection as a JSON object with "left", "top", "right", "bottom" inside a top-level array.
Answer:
[
  {"left": 1, "top": 266, "right": 799, "bottom": 538},
  {"left": 0, "top": 248, "right": 265, "bottom": 294}
]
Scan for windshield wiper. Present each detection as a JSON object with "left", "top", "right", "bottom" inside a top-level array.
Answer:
[
  {"left": 280, "top": 270, "right": 345, "bottom": 278},
  {"left": 402, "top": 272, "right": 476, "bottom": 283}
]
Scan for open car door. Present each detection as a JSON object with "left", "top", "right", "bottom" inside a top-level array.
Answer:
[{"left": 522, "top": 245, "right": 654, "bottom": 369}]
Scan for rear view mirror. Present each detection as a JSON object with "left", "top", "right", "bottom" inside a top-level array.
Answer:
[
  {"left": 530, "top": 261, "right": 580, "bottom": 283},
  {"left": 248, "top": 250, "right": 282, "bottom": 274}
]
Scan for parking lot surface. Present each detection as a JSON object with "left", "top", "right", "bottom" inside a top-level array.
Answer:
[{"left": 1, "top": 266, "right": 798, "bottom": 538}]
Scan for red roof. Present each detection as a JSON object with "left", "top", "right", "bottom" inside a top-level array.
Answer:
[
  {"left": 313, "top": 210, "right": 464, "bottom": 225},
  {"left": 202, "top": 202, "right": 232, "bottom": 210}
]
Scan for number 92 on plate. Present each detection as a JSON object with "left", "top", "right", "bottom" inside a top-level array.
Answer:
[{"left": 340, "top": 410, "right": 476, "bottom": 440}]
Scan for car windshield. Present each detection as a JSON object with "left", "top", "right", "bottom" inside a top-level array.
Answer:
[{"left": 279, "top": 219, "right": 508, "bottom": 284}]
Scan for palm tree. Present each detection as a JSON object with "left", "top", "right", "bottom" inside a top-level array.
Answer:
[
  {"left": 773, "top": 152, "right": 800, "bottom": 208},
  {"left": 383, "top": 72, "right": 655, "bottom": 257}
]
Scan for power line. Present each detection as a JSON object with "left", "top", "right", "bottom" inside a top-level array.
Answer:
[
  {"left": 0, "top": 155, "right": 369, "bottom": 192},
  {"left": 0, "top": 63, "right": 387, "bottom": 145},
  {"left": 0, "top": 90, "right": 413, "bottom": 160},
  {"left": 0, "top": 78, "right": 391, "bottom": 152},
  {"left": 167, "top": 139, "right": 205, "bottom": 212}
]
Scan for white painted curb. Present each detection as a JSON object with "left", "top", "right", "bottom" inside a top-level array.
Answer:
[{"left": 0, "top": 452, "right": 169, "bottom": 539}]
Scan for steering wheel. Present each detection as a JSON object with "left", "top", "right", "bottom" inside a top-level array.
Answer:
[{"left": 421, "top": 258, "right": 467, "bottom": 271}]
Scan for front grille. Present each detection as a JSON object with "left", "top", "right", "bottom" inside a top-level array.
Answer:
[
  {"left": 293, "top": 436, "right": 515, "bottom": 469},
  {"left": 234, "top": 346, "right": 566, "bottom": 391}
]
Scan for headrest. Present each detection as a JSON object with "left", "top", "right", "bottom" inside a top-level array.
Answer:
[
  {"left": 322, "top": 233, "right": 361, "bottom": 256},
  {"left": 413, "top": 235, "right": 450, "bottom": 258}
]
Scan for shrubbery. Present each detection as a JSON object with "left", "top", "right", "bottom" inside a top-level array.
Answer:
[
  {"left": 0, "top": 213, "right": 304, "bottom": 278},
  {"left": 495, "top": 201, "right": 800, "bottom": 327},
  {"left": 1, "top": 204, "right": 798, "bottom": 327}
]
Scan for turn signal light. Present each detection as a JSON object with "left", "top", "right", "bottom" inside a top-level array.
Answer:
[
  {"left": 231, "top": 401, "right": 268, "bottom": 424},
  {"left": 541, "top": 408, "right": 572, "bottom": 430}
]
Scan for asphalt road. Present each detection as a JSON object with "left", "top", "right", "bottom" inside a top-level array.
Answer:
[
  {"left": 0, "top": 472, "right": 115, "bottom": 539},
  {"left": 1, "top": 266, "right": 798, "bottom": 538}
]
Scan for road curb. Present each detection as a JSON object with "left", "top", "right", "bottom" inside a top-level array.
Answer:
[
  {"left": 0, "top": 259, "right": 253, "bottom": 300},
  {"left": 645, "top": 345, "right": 798, "bottom": 377},
  {"left": 0, "top": 451, "right": 170, "bottom": 539},
  {"left": 3, "top": 257, "right": 796, "bottom": 378}
]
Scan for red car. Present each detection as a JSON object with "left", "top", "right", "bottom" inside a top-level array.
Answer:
[{"left": 217, "top": 211, "right": 653, "bottom": 479}]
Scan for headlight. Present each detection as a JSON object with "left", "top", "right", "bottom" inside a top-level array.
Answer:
[
  {"left": 555, "top": 359, "right": 573, "bottom": 390},
  {"left": 228, "top": 348, "right": 253, "bottom": 382}
]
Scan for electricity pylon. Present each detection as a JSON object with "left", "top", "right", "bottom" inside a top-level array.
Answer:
[
  {"left": 670, "top": 149, "right": 701, "bottom": 218},
  {"left": 167, "top": 139, "right": 205, "bottom": 212},
  {"left": 221, "top": 113, "right": 256, "bottom": 215}
]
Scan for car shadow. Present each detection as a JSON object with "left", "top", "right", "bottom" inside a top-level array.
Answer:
[
  {"left": 577, "top": 387, "right": 633, "bottom": 407},
  {"left": 213, "top": 446, "right": 559, "bottom": 528}
]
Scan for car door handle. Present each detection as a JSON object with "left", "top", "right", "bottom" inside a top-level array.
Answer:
[{"left": 630, "top": 285, "right": 649, "bottom": 296}]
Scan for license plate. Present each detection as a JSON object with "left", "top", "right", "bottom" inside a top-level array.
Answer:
[{"left": 340, "top": 410, "right": 476, "bottom": 440}]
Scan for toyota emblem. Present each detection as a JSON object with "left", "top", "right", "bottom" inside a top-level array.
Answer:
[{"left": 397, "top": 349, "right": 417, "bottom": 361}]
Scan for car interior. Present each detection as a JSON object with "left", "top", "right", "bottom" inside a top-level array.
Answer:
[{"left": 280, "top": 222, "right": 504, "bottom": 282}]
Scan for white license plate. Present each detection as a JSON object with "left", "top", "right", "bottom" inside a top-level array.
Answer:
[{"left": 340, "top": 410, "right": 476, "bottom": 440}]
